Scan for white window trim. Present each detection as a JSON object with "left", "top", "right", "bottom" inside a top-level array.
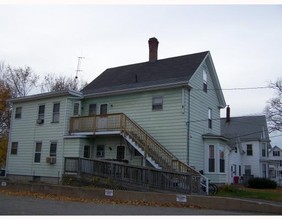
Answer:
[{"left": 205, "top": 144, "right": 226, "bottom": 174}]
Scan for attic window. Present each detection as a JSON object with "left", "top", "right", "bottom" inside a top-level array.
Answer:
[
  {"left": 152, "top": 97, "right": 163, "bottom": 111},
  {"left": 203, "top": 70, "right": 208, "bottom": 93}
]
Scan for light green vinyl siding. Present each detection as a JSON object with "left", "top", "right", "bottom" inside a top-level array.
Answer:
[
  {"left": 7, "top": 96, "right": 76, "bottom": 179},
  {"left": 82, "top": 87, "right": 189, "bottom": 163},
  {"left": 188, "top": 61, "right": 222, "bottom": 171}
]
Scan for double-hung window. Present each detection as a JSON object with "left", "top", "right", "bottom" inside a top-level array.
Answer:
[
  {"left": 152, "top": 97, "right": 163, "bottom": 111},
  {"left": 50, "top": 142, "right": 57, "bottom": 157},
  {"left": 37, "top": 105, "right": 45, "bottom": 124},
  {"left": 34, "top": 142, "right": 42, "bottom": 163},
  {"left": 219, "top": 147, "right": 225, "bottom": 173},
  {"left": 208, "top": 108, "right": 212, "bottom": 129},
  {"left": 11, "top": 142, "right": 18, "bottom": 155},
  {"left": 52, "top": 103, "right": 60, "bottom": 123},
  {"left": 247, "top": 144, "right": 253, "bottom": 156},
  {"left": 208, "top": 145, "right": 215, "bottom": 172},
  {"left": 15, "top": 107, "right": 22, "bottom": 119}
]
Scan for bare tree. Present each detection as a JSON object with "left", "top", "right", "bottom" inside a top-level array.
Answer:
[
  {"left": 265, "top": 78, "right": 282, "bottom": 132},
  {"left": 41, "top": 73, "right": 87, "bottom": 92},
  {"left": 4, "top": 65, "right": 39, "bottom": 98}
]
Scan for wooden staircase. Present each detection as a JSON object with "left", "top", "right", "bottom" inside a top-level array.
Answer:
[{"left": 70, "top": 113, "right": 200, "bottom": 176}]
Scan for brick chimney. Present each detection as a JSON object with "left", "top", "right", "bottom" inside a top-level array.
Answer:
[
  {"left": 148, "top": 37, "right": 159, "bottom": 62},
  {"left": 226, "top": 105, "right": 231, "bottom": 123}
]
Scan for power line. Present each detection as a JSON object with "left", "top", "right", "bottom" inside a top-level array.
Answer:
[{"left": 190, "top": 86, "right": 271, "bottom": 91}]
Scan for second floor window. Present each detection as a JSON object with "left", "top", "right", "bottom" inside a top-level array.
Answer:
[
  {"left": 73, "top": 102, "right": 80, "bottom": 116},
  {"left": 52, "top": 103, "right": 60, "bottom": 123},
  {"left": 37, "top": 105, "right": 45, "bottom": 123},
  {"left": 15, "top": 107, "right": 22, "bottom": 119},
  {"left": 152, "top": 97, "right": 163, "bottom": 111},
  {"left": 273, "top": 151, "right": 280, "bottom": 157},
  {"left": 247, "top": 144, "right": 253, "bottom": 156},
  {"left": 89, "top": 104, "right": 97, "bottom": 116}
]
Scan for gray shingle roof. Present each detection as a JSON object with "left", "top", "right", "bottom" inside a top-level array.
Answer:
[
  {"left": 221, "top": 115, "right": 270, "bottom": 142},
  {"left": 81, "top": 51, "right": 209, "bottom": 95}
]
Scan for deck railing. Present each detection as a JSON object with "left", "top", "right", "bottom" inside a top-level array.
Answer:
[
  {"left": 64, "top": 157, "right": 201, "bottom": 194},
  {"left": 69, "top": 113, "right": 200, "bottom": 176}
]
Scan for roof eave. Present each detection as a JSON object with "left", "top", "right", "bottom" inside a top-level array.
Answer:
[
  {"left": 83, "top": 81, "right": 191, "bottom": 98},
  {"left": 10, "top": 89, "right": 83, "bottom": 104}
]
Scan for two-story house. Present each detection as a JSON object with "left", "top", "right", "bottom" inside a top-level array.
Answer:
[
  {"left": 6, "top": 38, "right": 228, "bottom": 187},
  {"left": 268, "top": 146, "right": 282, "bottom": 186},
  {"left": 221, "top": 115, "right": 271, "bottom": 184}
]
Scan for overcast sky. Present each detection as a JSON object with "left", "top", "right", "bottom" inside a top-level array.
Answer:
[{"left": 0, "top": 3, "right": 281, "bottom": 145}]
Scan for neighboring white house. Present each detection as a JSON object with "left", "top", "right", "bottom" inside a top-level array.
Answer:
[
  {"left": 221, "top": 115, "right": 271, "bottom": 184},
  {"left": 268, "top": 146, "right": 282, "bottom": 186}
]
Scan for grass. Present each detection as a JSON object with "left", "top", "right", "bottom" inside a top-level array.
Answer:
[{"left": 216, "top": 185, "right": 282, "bottom": 202}]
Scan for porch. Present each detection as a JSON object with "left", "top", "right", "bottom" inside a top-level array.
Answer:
[
  {"left": 64, "top": 157, "right": 201, "bottom": 194},
  {"left": 69, "top": 113, "right": 200, "bottom": 175}
]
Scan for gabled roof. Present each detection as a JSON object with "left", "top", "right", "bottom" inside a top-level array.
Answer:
[
  {"left": 221, "top": 115, "right": 270, "bottom": 143},
  {"left": 82, "top": 51, "right": 209, "bottom": 96}
]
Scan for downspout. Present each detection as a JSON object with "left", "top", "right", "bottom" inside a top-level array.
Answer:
[
  {"left": 5, "top": 103, "right": 14, "bottom": 176},
  {"left": 61, "top": 97, "right": 69, "bottom": 182},
  {"left": 187, "top": 88, "right": 191, "bottom": 165}
]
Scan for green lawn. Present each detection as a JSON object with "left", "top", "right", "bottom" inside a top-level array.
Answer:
[{"left": 216, "top": 185, "right": 282, "bottom": 202}]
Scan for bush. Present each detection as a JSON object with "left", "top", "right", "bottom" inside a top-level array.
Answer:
[
  {"left": 219, "top": 184, "right": 238, "bottom": 193},
  {"left": 248, "top": 178, "right": 277, "bottom": 189}
]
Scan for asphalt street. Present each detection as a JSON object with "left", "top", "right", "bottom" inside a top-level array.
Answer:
[{"left": 0, "top": 193, "right": 256, "bottom": 215}]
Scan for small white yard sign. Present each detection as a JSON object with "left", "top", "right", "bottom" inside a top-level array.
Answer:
[
  {"left": 176, "top": 194, "right": 187, "bottom": 203},
  {"left": 105, "top": 189, "right": 113, "bottom": 197}
]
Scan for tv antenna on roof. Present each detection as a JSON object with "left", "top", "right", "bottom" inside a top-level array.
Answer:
[{"left": 75, "top": 56, "right": 85, "bottom": 80}]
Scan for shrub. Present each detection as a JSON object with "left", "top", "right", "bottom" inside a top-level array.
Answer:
[
  {"left": 248, "top": 178, "right": 277, "bottom": 189},
  {"left": 219, "top": 184, "right": 238, "bottom": 193}
]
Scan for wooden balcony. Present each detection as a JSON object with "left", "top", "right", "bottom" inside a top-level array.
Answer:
[{"left": 69, "top": 113, "right": 200, "bottom": 176}]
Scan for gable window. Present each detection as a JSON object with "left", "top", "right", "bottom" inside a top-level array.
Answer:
[
  {"left": 34, "top": 142, "right": 42, "bottom": 163},
  {"left": 37, "top": 105, "right": 45, "bottom": 124},
  {"left": 246, "top": 144, "right": 253, "bottom": 156},
  {"left": 208, "top": 108, "right": 212, "bottom": 129},
  {"left": 50, "top": 142, "right": 57, "bottom": 157},
  {"left": 208, "top": 145, "right": 215, "bottom": 172},
  {"left": 273, "top": 151, "right": 280, "bottom": 157},
  {"left": 84, "top": 145, "right": 91, "bottom": 158},
  {"left": 52, "top": 103, "right": 60, "bottom": 123},
  {"left": 89, "top": 104, "right": 97, "bottom": 116},
  {"left": 245, "top": 165, "right": 251, "bottom": 175},
  {"left": 11, "top": 142, "right": 18, "bottom": 155},
  {"left": 15, "top": 107, "right": 22, "bottom": 119},
  {"left": 73, "top": 102, "right": 80, "bottom": 116},
  {"left": 100, "top": 104, "right": 108, "bottom": 115},
  {"left": 96, "top": 145, "right": 105, "bottom": 158},
  {"left": 152, "top": 97, "right": 163, "bottom": 111},
  {"left": 219, "top": 147, "right": 225, "bottom": 173},
  {"left": 203, "top": 70, "right": 208, "bottom": 93}
]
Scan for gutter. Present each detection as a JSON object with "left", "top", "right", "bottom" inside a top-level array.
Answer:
[{"left": 83, "top": 81, "right": 192, "bottom": 98}]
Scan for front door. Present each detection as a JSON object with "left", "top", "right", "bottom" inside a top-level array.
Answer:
[
  {"left": 117, "top": 146, "right": 125, "bottom": 160},
  {"left": 97, "top": 104, "right": 108, "bottom": 130}
]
